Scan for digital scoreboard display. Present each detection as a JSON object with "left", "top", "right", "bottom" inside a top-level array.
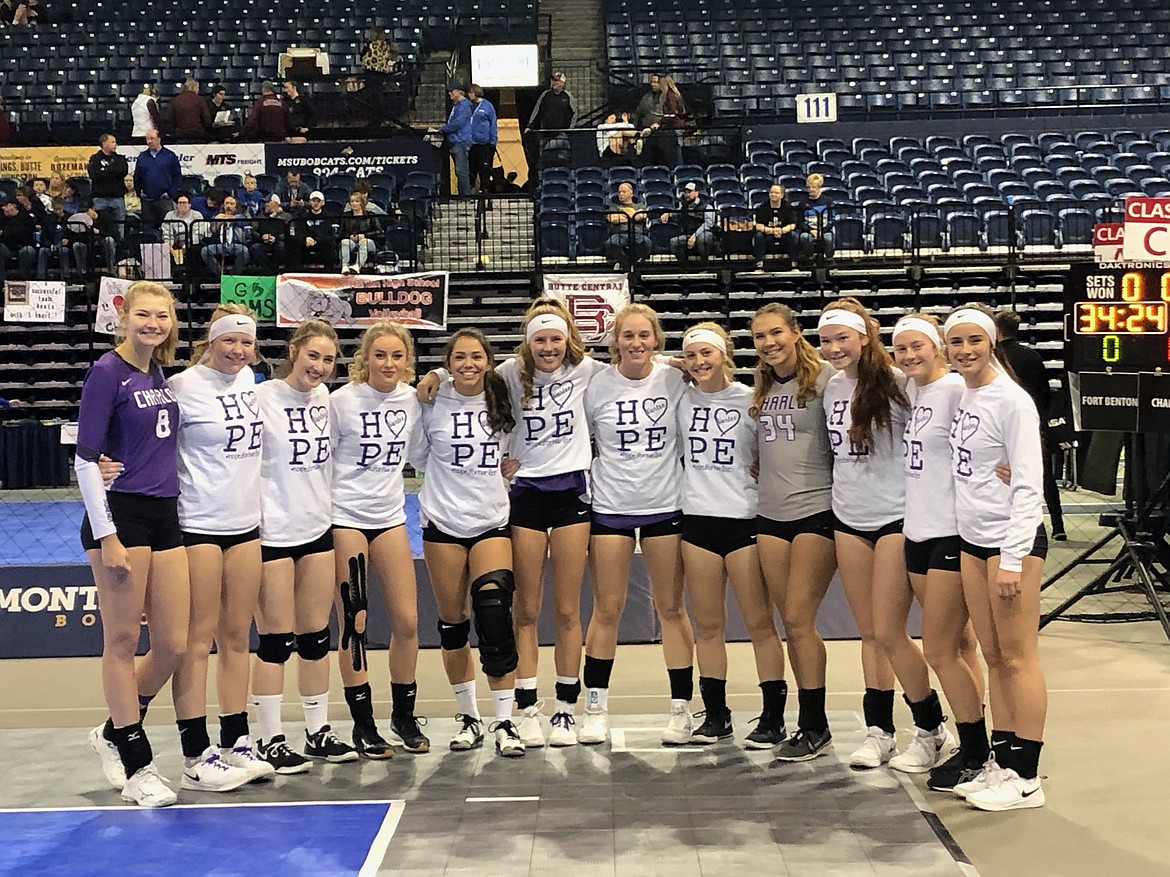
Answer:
[{"left": 1066, "top": 264, "right": 1170, "bottom": 372}]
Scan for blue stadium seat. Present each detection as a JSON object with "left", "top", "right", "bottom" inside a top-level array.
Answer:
[{"left": 1058, "top": 207, "right": 1094, "bottom": 245}]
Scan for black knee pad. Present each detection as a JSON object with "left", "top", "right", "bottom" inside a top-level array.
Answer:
[
  {"left": 295, "top": 627, "right": 332, "bottom": 661},
  {"left": 257, "top": 632, "right": 295, "bottom": 664},
  {"left": 437, "top": 617, "right": 471, "bottom": 651},
  {"left": 471, "top": 569, "right": 518, "bottom": 678}
]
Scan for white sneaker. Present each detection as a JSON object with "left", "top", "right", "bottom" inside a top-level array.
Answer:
[
  {"left": 578, "top": 704, "right": 609, "bottom": 745},
  {"left": 548, "top": 711, "right": 578, "bottom": 747},
  {"left": 516, "top": 703, "right": 546, "bottom": 748},
  {"left": 450, "top": 714, "right": 485, "bottom": 751},
  {"left": 849, "top": 726, "right": 896, "bottom": 769},
  {"left": 181, "top": 747, "right": 252, "bottom": 793},
  {"left": 89, "top": 724, "right": 125, "bottom": 789},
  {"left": 491, "top": 720, "right": 527, "bottom": 757},
  {"left": 219, "top": 736, "right": 277, "bottom": 783},
  {"left": 966, "top": 768, "right": 1045, "bottom": 811},
  {"left": 954, "top": 754, "right": 1009, "bottom": 800},
  {"left": 661, "top": 702, "right": 694, "bottom": 746},
  {"left": 121, "top": 764, "right": 177, "bottom": 808},
  {"left": 889, "top": 723, "right": 955, "bottom": 774}
]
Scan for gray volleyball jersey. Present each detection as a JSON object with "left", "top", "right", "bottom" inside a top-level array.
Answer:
[{"left": 756, "top": 359, "right": 834, "bottom": 522}]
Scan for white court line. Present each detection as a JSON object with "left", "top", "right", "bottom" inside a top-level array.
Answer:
[
  {"left": 465, "top": 796, "right": 540, "bottom": 803},
  {"left": 609, "top": 728, "right": 705, "bottom": 754},
  {"left": 0, "top": 798, "right": 405, "bottom": 815},
  {"left": 358, "top": 801, "right": 406, "bottom": 877}
]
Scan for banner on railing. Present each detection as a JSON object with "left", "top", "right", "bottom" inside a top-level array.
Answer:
[
  {"left": 222, "top": 275, "right": 277, "bottom": 322},
  {"left": 1122, "top": 196, "right": 1170, "bottom": 261},
  {"left": 1094, "top": 223, "right": 1124, "bottom": 263},
  {"left": 3, "top": 281, "right": 65, "bottom": 323},
  {"left": 0, "top": 146, "right": 94, "bottom": 179},
  {"left": 119, "top": 143, "right": 267, "bottom": 183},
  {"left": 265, "top": 139, "right": 441, "bottom": 180},
  {"left": 276, "top": 271, "right": 449, "bottom": 329},
  {"left": 95, "top": 276, "right": 134, "bottom": 335},
  {"left": 542, "top": 273, "right": 631, "bottom": 345}
]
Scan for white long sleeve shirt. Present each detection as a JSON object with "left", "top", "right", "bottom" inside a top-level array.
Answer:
[
  {"left": 903, "top": 372, "right": 964, "bottom": 542},
  {"left": 258, "top": 379, "right": 332, "bottom": 547}
]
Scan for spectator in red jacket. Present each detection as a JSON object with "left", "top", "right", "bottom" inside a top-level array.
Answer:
[
  {"left": 169, "top": 78, "right": 212, "bottom": 141},
  {"left": 242, "top": 81, "right": 289, "bottom": 142}
]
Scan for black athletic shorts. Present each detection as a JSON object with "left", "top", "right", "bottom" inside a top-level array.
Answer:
[
  {"left": 757, "top": 509, "right": 837, "bottom": 543},
  {"left": 904, "top": 534, "right": 962, "bottom": 575},
  {"left": 834, "top": 518, "right": 904, "bottom": 545},
  {"left": 333, "top": 523, "right": 403, "bottom": 545},
  {"left": 261, "top": 528, "right": 334, "bottom": 563},
  {"left": 591, "top": 512, "right": 683, "bottom": 539},
  {"left": 81, "top": 492, "right": 183, "bottom": 552},
  {"left": 182, "top": 527, "right": 261, "bottom": 551},
  {"left": 423, "top": 523, "right": 511, "bottom": 550},
  {"left": 960, "top": 525, "right": 1049, "bottom": 563},
  {"left": 509, "top": 486, "right": 591, "bottom": 531},
  {"left": 681, "top": 514, "right": 757, "bottom": 558}
]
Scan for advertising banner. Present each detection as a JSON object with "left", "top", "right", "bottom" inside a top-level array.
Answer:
[
  {"left": 265, "top": 139, "right": 441, "bottom": 181},
  {"left": 119, "top": 143, "right": 267, "bottom": 183},
  {"left": 1122, "top": 196, "right": 1170, "bottom": 261},
  {"left": 541, "top": 273, "right": 631, "bottom": 345},
  {"left": 0, "top": 146, "right": 95, "bottom": 179},
  {"left": 276, "top": 271, "right": 448, "bottom": 329}
]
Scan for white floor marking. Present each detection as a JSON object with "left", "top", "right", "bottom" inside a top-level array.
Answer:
[
  {"left": 0, "top": 798, "right": 404, "bottom": 815},
  {"left": 609, "top": 728, "right": 705, "bottom": 753},
  {"left": 357, "top": 801, "right": 406, "bottom": 877},
  {"left": 465, "top": 795, "right": 540, "bottom": 803}
]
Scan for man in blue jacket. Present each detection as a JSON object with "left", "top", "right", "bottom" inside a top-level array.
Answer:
[
  {"left": 439, "top": 83, "right": 473, "bottom": 197},
  {"left": 133, "top": 128, "right": 183, "bottom": 231},
  {"left": 468, "top": 84, "right": 498, "bottom": 194}
]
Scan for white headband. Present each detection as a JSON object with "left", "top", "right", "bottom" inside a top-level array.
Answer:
[
  {"left": 817, "top": 310, "right": 868, "bottom": 336},
  {"left": 525, "top": 313, "right": 569, "bottom": 341},
  {"left": 208, "top": 314, "right": 257, "bottom": 343},
  {"left": 682, "top": 327, "right": 728, "bottom": 355},
  {"left": 892, "top": 317, "right": 942, "bottom": 346},
  {"left": 943, "top": 309, "right": 998, "bottom": 343}
]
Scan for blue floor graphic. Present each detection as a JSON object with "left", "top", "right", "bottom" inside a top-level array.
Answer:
[{"left": 0, "top": 800, "right": 403, "bottom": 877}]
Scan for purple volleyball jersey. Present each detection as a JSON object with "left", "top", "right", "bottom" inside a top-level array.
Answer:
[{"left": 76, "top": 351, "right": 180, "bottom": 497}]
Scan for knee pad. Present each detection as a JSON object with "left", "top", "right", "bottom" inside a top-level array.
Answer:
[
  {"left": 257, "top": 632, "right": 295, "bottom": 664},
  {"left": 295, "top": 627, "right": 332, "bottom": 661},
  {"left": 437, "top": 618, "right": 471, "bottom": 651},
  {"left": 471, "top": 569, "right": 518, "bottom": 678}
]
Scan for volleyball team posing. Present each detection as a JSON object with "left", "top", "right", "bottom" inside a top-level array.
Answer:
[{"left": 77, "top": 283, "right": 1049, "bottom": 815}]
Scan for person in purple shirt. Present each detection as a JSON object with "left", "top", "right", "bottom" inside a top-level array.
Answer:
[{"left": 77, "top": 280, "right": 190, "bottom": 809}]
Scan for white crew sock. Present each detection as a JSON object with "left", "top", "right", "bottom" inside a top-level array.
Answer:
[
  {"left": 491, "top": 688, "right": 516, "bottom": 722},
  {"left": 453, "top": 680, "right": 480, "bottom": 720},
  {"left": 301, "top": 693, "right": 329, "bottom": 735},
  {"left": 252, "top": 694, "right": 284, "bottom": 743}
]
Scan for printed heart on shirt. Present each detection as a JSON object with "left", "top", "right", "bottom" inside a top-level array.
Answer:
[
  {"left": 959, "top": 411, "right": 981, "bottom": 443},
  {"left": 239, "top": 390, "right": 259, "bottom": 420},
  {"left": 642, "top": 396, "right": 668, "bottom": 424},
  {"left": 309, "top": 406, "right": 329, "bottom": 435},
  {"left": 912, "top": 406, "right": 933, "bottom": 435},
  {"left": 384, "top": 409, "right": 407, "bottom": 438},
  {"left": 477, "top": 410, "right": 492, "bottom": 434},
  {"left": 714, "top": 408, "right": 741, "bottom": 435},
  {"left": 547, "top": 380, "right": 573, "bottom": 408}
]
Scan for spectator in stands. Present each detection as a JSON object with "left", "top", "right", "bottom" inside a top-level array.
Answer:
[
  {"left": 752, "top": 183, "right": 798, "bottom": 270},
  {"left": 0, "top": 200, "right": 37, "bottom": 281},
  {"left": 123, "top": 174, "right": 142, "bottom": 221},
  {"left": 242, "top": 81, "right": 289, "bottom": 142},
  {"left": 62, "top": 181, "right": 81, "bottom": 215},
  {"left": 196, "top": 187, "right": 226, "bottom": 220},
  {"left": 468, "top": 84, "right": 498, "bottom": 195},
  {"left": 650, "top": 75, "right": 686, "bottom": 167},
  {"left": 250, "top": 194, "right": 292, "bottom": 274},
  {"left": 38, "top": 196, "right": 69, "bottom": 279},
  {"left": 276, "top": 171, "right": 310, "bottom": 213},
  {"left": 169, "top": 78, "right": 211, "bottom": 141},
  {"left": 88, "top": 133, "right": 130, "bottom": 240},
  {"left": 632, "top": 74, "right": 663, "bottom": 132},
  {"left": 129, "top": 83, "right": 163, "bottom": 142},
  {"left": 161, "top": 192, "right": 201, "bottom": 268},
  {"left": 604, "top": 181, "right": 651, "bottom": 271},
  {"left": 0, "top": 0, "right": 15, "bottom": 24},
  {"left": 291, "top": 191, "right": 336, "bottom": 270},
  {"left": 339, "top": 192, "right": 379, "bottom": 274},
  {"left": 201, "top": 194, "right": 249, "bottom": 276},
  {"left": 597, "top": 112, "right": 636, "bottom": 167},
  {"left": 344, "top": 185, "right": 387, "bottom": 215},
  {"left": 47, "top": 170, "right": 66, "bottom": 200},
  {"left": 361, "top": 28, "right": 400, "bottom": 74},
  {"left": 797, "top": 172, "right": 835, "bottom": 263},
  {"left": 237, "top": 174, "right": 265, "bottom": 217},
  {"left": 525, "top": 72, "right": 575, "bottom": 173},
  {"left": 133, "top": 129, "right": 182, "bottom": 231},
  {"left": 31, "top": 178, "right": 52, "bottom": 210},
  {"left": 66, "top": 203, "right": 119, "bottom": 275},
  {"left": 660, "top": 181, "right": 717, "bottom": 264},
  {"left": 207, "top": 86, "right": 239, "bottom": 140},
  {"left": 440, "top": 83, "right": 474, "bottom": 197},
  {"left": 14, "top": 186, "right": 46, "bottom": 222},
  {"left": 282, "top": 80, "right": 315, "bottom": 141}
]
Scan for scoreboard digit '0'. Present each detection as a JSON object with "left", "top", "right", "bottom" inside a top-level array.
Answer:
[{"left": 1066, "top": 264, "right": 1170, "bottom": 373}]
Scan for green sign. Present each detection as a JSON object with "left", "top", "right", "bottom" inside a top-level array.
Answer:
[{"left": 220, "top": 276, "right": 277, "bottom": 323}]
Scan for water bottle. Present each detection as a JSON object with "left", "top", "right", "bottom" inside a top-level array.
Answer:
[{"left": 34, "top": 230, "right": 41, "bottom": 245}]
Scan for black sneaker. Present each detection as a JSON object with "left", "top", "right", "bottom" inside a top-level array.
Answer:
[
  {"left": 744, "top": 713, "right": 788, "bottom": 750},
  {"left": 352, "top": 724, "right": 394, "bottom": 760},
  {"left": 690, "top": 709, "right": 733, "bottom": 744},
  {"left": 773, "top": 727, "right": 833, "bottom": 762},
  {"left": 259, "top": 734, "right": 312, "bottom": 775},
  {"left": 927, "top": 749, "right": 982, "bottom": 792},
  {"left": 304, "top": 725, "right": 359, "bottom": 763},
  {"left": 389, "top": 714, "right": 431, "bottom": 754}
]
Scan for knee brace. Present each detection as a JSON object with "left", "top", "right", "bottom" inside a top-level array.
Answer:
[
  {"left": 257, "top": 632, "right": 295, "bottom": 664},
  {"left": 295, "top": 627, "right": 332, "bottom": 661},
  {"left": 437, "top": 618, "right": 471, "bottom": 651},
  {"left": 471, "top": 569, "right": 518, "bottom": 678}
]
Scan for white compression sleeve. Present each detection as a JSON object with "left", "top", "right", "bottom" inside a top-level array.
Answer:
[{"left": 74, "top": 454, "right": 116, "bottom": 541}]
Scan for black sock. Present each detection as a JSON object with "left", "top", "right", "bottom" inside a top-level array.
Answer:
[
  {"left": 177, "top": 716, "right": 210, "bottom": 759},
  {"left": 797, "top": 687, "right": 829, "bottom": 732},
  {"left": 218, "top": 712, "right": 250, "bottom": 749},
  {"left": 390, "top": 681, "right": 417, "bottom": 719},
  {"left": 102, "top": 717, "right": 115, "bottom": 742},
  {"left": 956, "top": 717, "right": 990, "bottom": 766},
  {"left": 863, "top": 688, "right": 896, "bottom": 735},
  {"left": 138, "top": 693, "right": 154, "bottom": 722},
  {"left": 583, "top": 655, "right": 615, "bottom": 690},
  {"left": 667, "top": 666, "right": 694, "bottom": 702},
  {"left": 1010, "top": 736, "right": 1044, "bottom": 779},
  {"left": 515, "top": 687, "right": 538, "bottom": 710},
  {"left": 345, "top": 683, "right": 376, "bottom": 727},
  {"left": 906, "top": 689, "right": 944, "bottom": 732},
  {"left": 699, "top": 676, "right": 727, "bottom": 715},
  {"left": 111, "top": 722, "right": 152, "bottom": 778},
  {"left": 760, "top": 679, "right": 788, "bottom": 717},
  {"left": 554, "top": 679, "right": 581, "bottom": 705}
]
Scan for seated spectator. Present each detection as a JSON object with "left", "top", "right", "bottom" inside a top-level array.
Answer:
[
  {"left": 207, "top": 86, "right": 239, "bottom": 140},
  {"left": 604, "top": 181, "right": 651, "bottom": 271},
  {"left": 660, "top": 181, "right": 717, "bottom": 263},
  {"left": 242, "top": 81, "right": 289, "bottom": 142},
  {"left": 64, "top": 204, "right": 120, "bottom": 276},
  {"left": 161, "top": 193, "right": 203, "bottom": 268},
  {"left": 123, "top": 174, "right": 142, "bottom": 220},
  {"left": 275, "top": 170, "right": 310, "bottom": 212},
  {"left": 0, "top": 0, "right": 15, "bottom": 24},
  {"left": 38, "top": 196, "right": 70, "bottom": 279},
  {"left": 752, "top": 183, "right": 798, "bottom": 270},
  {"left": 250, "top": 195, "right": 292, "bottom": 274},
  {"left": 237, "top": 174, "right": 265, "bottom": 217},
  {"left": 597, "top": 113, "right": 637, "bottom": 167},
  {"left": 14, "top": 187, "right": 45, "bottom": 222},
  {"left": 361, "top": 28, "right": 401, "bottom": 74},
  {"left": 61, "top": 181, "right": 81, "bottom": 215},
  {"left": 170, "top": 78, "right": 211, "bottom": 141},
  {"left": 129, "top": 83, "right": 163, "bottom": 142},
  {"left": 291, "top": 191, "right": 337, "bottom": 271},
  {"left": 201, "top": 194, "right": 249, "bottom": 276},
  {"left": 46, "top": 170, "right": 66, "bottom": 200},
  {"left": 344, "top": 186, "right": 387, "bottom": 216},
  {"left": 195, "top": 187, "right": 226, "bottom": 219},
  {"left": 0, "top": 200, "right": 38, "bottom": 282},
  {"left": 339, "top": 193, "right": 379, "bottom": 274},
  {"left": 283, "top": 80, "right": 315, "bottom": 141},
  {"left": 797, "top": 172, "right": 835, "bottom": 262},
  {"left": 31, "top": 178, "right": 52, "bottom": 210}
]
